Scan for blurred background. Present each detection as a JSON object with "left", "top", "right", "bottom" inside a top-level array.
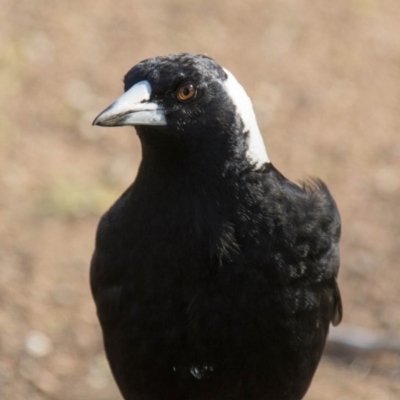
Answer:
[{"left": 1, "top": 0, "right": 400, "bottom": 399}]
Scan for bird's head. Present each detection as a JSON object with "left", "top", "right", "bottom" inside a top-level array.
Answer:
[{"left": 93, "top": 54, "right": 269, "bottom": 168}]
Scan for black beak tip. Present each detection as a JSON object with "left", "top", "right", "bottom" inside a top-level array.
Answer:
[
  {"left": 93, "top": 103, "right": 116, "bottom": 126},
  {"left": 92, "top": 113, "right": 103, "bottom": 126},
  {"left": 93, "top": 114, "right": 112, "bottom": 127}
]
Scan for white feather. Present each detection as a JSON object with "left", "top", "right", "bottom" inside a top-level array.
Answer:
[{"left": 223, "top": 68, "right": 270, "bottom": 167}]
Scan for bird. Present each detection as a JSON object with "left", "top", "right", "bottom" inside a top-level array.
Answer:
[{"left": 91, "top": 53, "right": 342, "bottom": 400}]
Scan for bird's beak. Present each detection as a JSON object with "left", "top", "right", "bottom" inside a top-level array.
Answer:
[{"left": 92, "top": 80, "right": 167, "bottom": 127}]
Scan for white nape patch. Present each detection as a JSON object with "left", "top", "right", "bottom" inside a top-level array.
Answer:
[{"left": 223, "top": 68, "right": 270, "bottom": 167}]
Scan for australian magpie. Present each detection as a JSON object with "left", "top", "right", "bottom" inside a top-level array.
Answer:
[{"left": 91, "top": 53, "right": 342, "bottom": 400}]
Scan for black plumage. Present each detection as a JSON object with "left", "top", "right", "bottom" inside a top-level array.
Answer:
[{"left": 91, "top": 54, "right": 342, "bottom": 400}]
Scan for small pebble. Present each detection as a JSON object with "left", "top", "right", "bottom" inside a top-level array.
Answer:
[{"left": 25, "top": 331, "right": 52, "bottom": 358}]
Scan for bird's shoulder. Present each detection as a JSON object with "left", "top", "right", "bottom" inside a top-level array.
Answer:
[
  {"left": 241, "top": 163, "right": 342, "bottom": 324},
  {"left": 242, "top": 163, "right": 341, "bottom": 263}
]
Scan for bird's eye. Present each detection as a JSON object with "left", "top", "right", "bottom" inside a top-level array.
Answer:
[{"left": 176, "top": 82, "right": 196, "bottom": 102}]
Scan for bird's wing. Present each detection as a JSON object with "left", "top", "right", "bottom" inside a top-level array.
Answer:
[
  {"left": 300, "top": 178, "right": 343, "bottom": 326},
  {"left": 262, "top": 166, "right": 343, "bottom": 327}
]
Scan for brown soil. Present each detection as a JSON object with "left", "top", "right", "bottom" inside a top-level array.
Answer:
[{"left": 1, "top": 0, "right": 399, "bottom": 399}]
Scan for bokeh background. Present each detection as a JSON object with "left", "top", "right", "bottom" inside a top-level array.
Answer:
[{"left": 1, "top": 0, "right": 400, "bottom": 399}]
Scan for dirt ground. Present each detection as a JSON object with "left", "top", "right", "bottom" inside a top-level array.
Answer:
[{"left": 1, "top": 0, "right": 400, "bottom": 399}]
